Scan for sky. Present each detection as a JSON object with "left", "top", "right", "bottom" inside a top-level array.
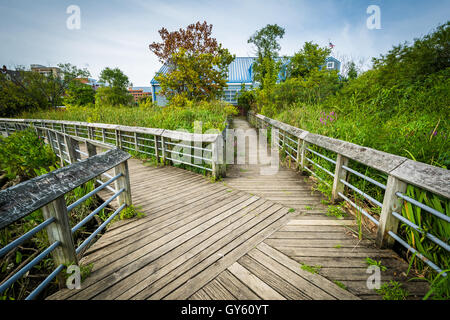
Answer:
[{"left": 0, "top": 0, "right": 448, "bottom": 86}]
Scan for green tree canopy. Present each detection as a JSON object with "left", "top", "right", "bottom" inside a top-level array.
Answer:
[
  {"left": 248, "top": 24, "right": 285, "bottom": 88},
  {"left": 98, "top": 67, "right": 132, "bottom": 90},
  {"left": 0, "top": 63, "right": 89, "bottom": 116},
  {"left": 288, "top": 41, "right": 331, "bottom": 79},
  {"left": 96, "top": 67, "right": 133, "bottom": 106},
  {"left": 63, "top": 81, "right": 95, "bottom": 106},
  {"left": 150, "top": 21, "right": 235, "bottom": 102}
]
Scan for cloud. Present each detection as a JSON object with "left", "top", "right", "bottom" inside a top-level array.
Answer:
[{"left": 0, "top": 0, "right": 448, "bottom": 85}]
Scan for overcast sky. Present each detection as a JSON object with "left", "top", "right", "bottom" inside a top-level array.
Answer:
[{"left": 0, "top": 0, "right": 448, "bottom": 86}]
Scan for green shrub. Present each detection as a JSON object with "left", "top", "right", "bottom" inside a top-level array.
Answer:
[{"left": 0, "top": 129, "right": 57, "bottom": 182}]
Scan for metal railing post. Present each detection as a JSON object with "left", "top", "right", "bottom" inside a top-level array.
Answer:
[
  {"left": 332, "top": 154, "right": 349, "bottom": 203},
  {"left": 113, "top": 161, "right": 132, "bottom": 207},
  {"left": 376, "top": 175, "right": 407, "bottom": 248}
]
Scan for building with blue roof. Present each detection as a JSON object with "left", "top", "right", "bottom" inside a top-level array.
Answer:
[{"left": 150, "top": 56, "right": 340, "bottom": 106}]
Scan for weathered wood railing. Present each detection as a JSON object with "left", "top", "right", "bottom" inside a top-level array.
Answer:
[
  {"left": 0, "top": 127, "right": 132, "bottom": 299},
  {"left": 248, "top": 111, "right": 450, "bottom": 277},
  {"left": 0, "top": 118, "right": 226, "bottom": 178}
]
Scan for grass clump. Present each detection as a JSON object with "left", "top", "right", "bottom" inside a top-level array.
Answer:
[
  {"left": 376, "top": 280, "right": 409, "bottom": 300},
  {"left": 300, "top": 263, "right": 322, "bottom": 274}
]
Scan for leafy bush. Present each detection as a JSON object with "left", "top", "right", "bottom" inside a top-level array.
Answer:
[{"left": 0, "top": 129, "right": 57, "bottom": 183}]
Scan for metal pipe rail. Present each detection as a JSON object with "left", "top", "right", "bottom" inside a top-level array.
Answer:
[
  {"left": 0, "top": 117, "right": 225, "bottom": 178},
  {"left": 248, "top": 111, "right": 450, "bottom": 277},
  {"left": 0, "top": 127, "right": 133, "bottom": 299}
]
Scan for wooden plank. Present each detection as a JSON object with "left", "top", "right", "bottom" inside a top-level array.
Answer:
[
  {"left": 202, "top": 279, "right": 236, "bottom": 300},
  {"left": 268, "top": 231, "right": 359, "bottom": 240},
  {"left": 238, "top": 254, "right": 312, "bottom": 300},
  {"left": 256, "top": 242, "right": 358, "bottom": 300},
  {"left": 116, "top": 200, "right": 275, "bottom": 300},
  {"left": 66, "top": 195, "right": 261, "bottom": 300},
  {"left": 276, "top": 247, "right": 397, "bottom": 258},
  {"left": 189, "top": 289, "right": 211, "bottom": 300},
  {"left": 83, "top": 190, "right": 244, "bottom": 267},
  {"left": 287, "top": 220, "right": 357, "bottom": 226},
  {"left": 264, "top": 238, "right": 373, "bottom": 248},
  {"left": 227, "top": 262, "right": 285, "bottom": 300},
  {"left": 215, "top": 270, "right": 261, "bottom": 300},
  {"left": 159, "top": 206, "right": 291, "bottom": 300}
]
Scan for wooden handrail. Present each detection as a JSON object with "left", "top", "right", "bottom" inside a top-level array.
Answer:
[
  {"left": 249, "top": 111, "right": 450, "bottom": 199},
  {"left": 0, "top": 148, "right": 131, "bottom": 229},
  {"left": 0, "top": 118, "right": 220, "bottom": 143}
]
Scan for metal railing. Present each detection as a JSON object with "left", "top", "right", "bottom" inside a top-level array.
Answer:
[
  {"left": 0, "top": 118, "right": 226, "bottom": 178},
  {"left": 0, "top": 126, "right": 132, "bottom": 299},
  {"left": 248, "top": 111, "right": 450, "bottom": 277}
]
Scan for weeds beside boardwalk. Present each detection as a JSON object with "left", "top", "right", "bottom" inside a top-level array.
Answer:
[{"left": 20, "top": 100, "right": 238, "bottom": 133}]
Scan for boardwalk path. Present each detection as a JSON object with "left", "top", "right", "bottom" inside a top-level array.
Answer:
[{"left": 47, "top": 117, "right": 428, "bottom": 300}]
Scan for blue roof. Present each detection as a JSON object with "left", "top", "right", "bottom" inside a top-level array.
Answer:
[
  {"left": 150, "top": 56, "right": 340, "bottom": 85},
  {"left": 151, "top": 57, "right": 255, "bottom": 85}
]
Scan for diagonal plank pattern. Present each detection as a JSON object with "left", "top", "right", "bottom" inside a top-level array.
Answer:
[
  {"left": 47, "top": 117, "right": 427, "bottom": 300},
  {"left": 48, "top": 158, "right": 355, "bottom": 300}
]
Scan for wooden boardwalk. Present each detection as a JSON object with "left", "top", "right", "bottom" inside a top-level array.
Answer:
[{"left": 47, "top": 118, "right": 428, "bottom": 300}]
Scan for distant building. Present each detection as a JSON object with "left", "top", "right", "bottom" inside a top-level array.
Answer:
[
  {"left": 150, "top": 56, "right": 341, "bottom": 106},
  {"left": 128, "top": 87, "right": 151, "bottom": 102},
  {"left": 76, "top": 77, "right": 102, "bottom": 90},
  {"left": 30, "top": 64, "right": 61, "bottom": 77}
]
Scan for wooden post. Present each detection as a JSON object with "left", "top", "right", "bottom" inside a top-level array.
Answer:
[
  {"left": 376, "top": 175, "right": 407, "bottom": 248},
  {"left": 42, "top": 196, "right": 78, "bottom": 285},
  {"left": 55, "top": 133, "right": 65, "bottom": 166},
  {"left": 113, "top": 161, "right": 132, "bottom": 207},
  {"left": 86, "top": 141, "right": 97, "bottom": 158},
  {"left": 115, "top": 130, "right": 121, "bottom": 149},
  {"left": 134, "top": 132, "right": 138, "bottom": 151},
  {"left": 211, "top": 142, "right": 219, "bottom": 179},
  {"left": 5, "top": 123, "right": 10, "bottom": 136},
  {"left": 299, "top": 140, "right": 308, "bottom": 171},
  {"left": 331, "top": 154, "right": 349, "bottom": 203},
  {"left": 154, "top": 135, "right": 159, "bottom": 163},
  {"left": 160, "top": 136, "right": 166, "bottom": 164},
  {"left": 64, "top": 135, "right": 78, "bottom": 164},
  {"left": 102, "top": 128, "right": 106, "bottom": 143}
]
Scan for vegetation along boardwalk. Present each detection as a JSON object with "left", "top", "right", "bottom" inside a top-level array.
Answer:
[{"left": 44, "top": 117, "right": 430, "bottom": 300}]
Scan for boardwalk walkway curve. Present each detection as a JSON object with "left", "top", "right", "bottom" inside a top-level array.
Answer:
[
  {"left": 1, "top": 115, "right": 443, "bottom": 300},
  {"left": 48, "top": 117, "right": 429, "bottom": 300}
]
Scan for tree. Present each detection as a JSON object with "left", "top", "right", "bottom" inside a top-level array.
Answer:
[
  {"left": 149, "top": 21, "right": 235, "bottom": 102},
  {"left": 96, "top": 67, "right": 133, "bottom": 106},
  {"left": 347, "top": 61, "right": 358, "bottom": 80},
  {"left": 0, "top": 63, "right": 89, "bottom": 115},
  {"left": 248, "top": 24, "right": 285, "bottom": 88},
  {"left": 288, "top": 41, "right": 331, "bottom": 79},
  {"left": 98, "top": 67, "right": 132, "bottom": 90},
  {"left": 63, "top": 81, "right": 95, "bottom": 106},
  {"left": 149, "top": 21, "right": 219, "bottom": 63}
]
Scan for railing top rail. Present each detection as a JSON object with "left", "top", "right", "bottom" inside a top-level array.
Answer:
[
  {"left": 249, "top": 111, "right": 450, "bottom": 199},
  {"left": 0, "top": 118, "right": 220, "bottom": 143},
  {"left": 0, "top": 148, "right": 131, "bottom": 229}
]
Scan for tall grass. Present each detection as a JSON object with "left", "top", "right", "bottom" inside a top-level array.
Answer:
[{"left": 19, "top": 100, "right": 238, "bottom": 133}]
